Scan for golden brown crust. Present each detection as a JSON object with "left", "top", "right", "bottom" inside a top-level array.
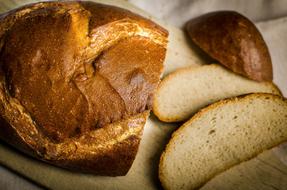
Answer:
[
  {"left": 186, "top": 11, "right": 272, "bottom": 82},
  {"left": 0, "top": 1, "right": 168, "bottom": 175}
]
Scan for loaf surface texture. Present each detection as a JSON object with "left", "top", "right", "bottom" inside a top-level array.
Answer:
[
  {"left": 0, "top": 1, "right": 168, "bottom": 175},
  {"left": 186, "top": 11, "right": 272, "bottom": 81},
  {"left": 159, "top": 93, "right": 287, "bottom": 190},
  {"left": 153, "top": 64, "right": 280, "bottom": 122}
]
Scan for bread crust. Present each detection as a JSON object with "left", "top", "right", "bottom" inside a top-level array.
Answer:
[
  {"left": 0, "top": 1, "right": 168, "bottom": 175},
  {"left": 186, "top": 11, "right": 272, "bottom": 82}
]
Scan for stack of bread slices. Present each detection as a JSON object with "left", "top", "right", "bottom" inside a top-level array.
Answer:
[{"left": 156, "top": 11, "right": 287, "bottom": 190}]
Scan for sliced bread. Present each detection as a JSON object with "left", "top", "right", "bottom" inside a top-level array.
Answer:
[
  {"left": 159, "top": 93, "right": 287, "bottom": 190},
  {"left": 153, "top": 64, "right": 281, "bottom": 122}
]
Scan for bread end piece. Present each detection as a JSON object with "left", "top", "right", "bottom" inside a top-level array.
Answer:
[{"left": 186, "top": 11, "right": 272, "bottom": 82}]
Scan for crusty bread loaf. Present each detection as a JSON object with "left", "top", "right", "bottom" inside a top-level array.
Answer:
[
  {"left": 0, "top": 1, "right": 168, "bottom": 175},
  {"left": 186, "top": 11, "right": 272, "bottom": 81},
  {"left": 159, "top": 93, "right": 287, "bottom": 190},
  {"left": 153, "top": 64, "right": 281, "bottom": 122}
]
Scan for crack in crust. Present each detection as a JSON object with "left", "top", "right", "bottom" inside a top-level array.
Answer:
[{"left": 0, "top": 1, "right": 168, "bottom": 175}]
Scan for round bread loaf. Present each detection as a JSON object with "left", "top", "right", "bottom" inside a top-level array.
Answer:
[
  {"left": 186, "top": 11, "right": 272, "bottom": 82},
  {"left": 0, "top": 1, "right": 168, "bottom": 175}
]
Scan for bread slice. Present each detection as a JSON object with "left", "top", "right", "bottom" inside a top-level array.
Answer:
[
  {"left": 159, "top": 93, "right": 287, "bottom": 190},
  {"left": 153, "top": 64, "right": 281, "bottom": 122}
]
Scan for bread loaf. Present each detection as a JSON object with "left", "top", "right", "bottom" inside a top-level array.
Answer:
[
  {"left": 159, "top": 93, "right": 287, "bottom": 190},
  {"left": 0, "top": 1, "right": 168, "bottom": 175},
  {"left": 186, "top": 11, "right": 272, "bottom": 81},
  {"left": 153, "top": 64, "right": 280, "bottom": 122}
]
